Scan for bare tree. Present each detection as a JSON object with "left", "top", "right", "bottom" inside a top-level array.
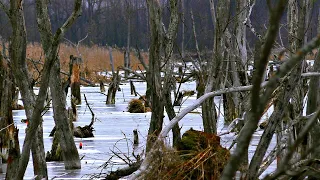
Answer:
[
  {"left": 145, "top": 0, "right": 180, "bottom": 151},
  {"left": 35, "top": 0, "right": 82, "bottom": 170},
  {"left": 0, "top": 0, "right": 82, "bottom": 179}
]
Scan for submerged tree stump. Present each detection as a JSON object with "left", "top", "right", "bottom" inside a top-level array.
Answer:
[
  {"left": 46, "top": 131, "right": 63, "bottom": 162},
  {"left": 73, "top": 125, "right": 94, "bottom": 138},
  {"left": 69, "top": 55, "right": 83, "bottom": 105}
]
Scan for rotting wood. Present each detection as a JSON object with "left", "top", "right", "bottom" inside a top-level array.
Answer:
[
  {"left": 106, "top": 69, "right": 121, "bottom": 104},
  {"left": 69, "top": 55, "right": 83, "bottom": 105}
]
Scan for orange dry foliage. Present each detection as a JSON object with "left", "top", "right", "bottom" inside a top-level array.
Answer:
[{"left": 23, "top": 43, "right": 148, "bottom": 83}]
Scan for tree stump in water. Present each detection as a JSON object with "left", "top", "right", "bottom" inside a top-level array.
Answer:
[
  {"left": 73, "top": 125, "right": 94, "bottom": 138},
  {"left": 46, "top": 131, "right": 63, "bottom": 162},
  {"left": 100, "top": 81, "right": 105, "bottom": 92},
  {"left": 133, "top": 129, "right": 139, "bottom": 145},
  {"left": 5, "top": 127, "right": 20, "bottom": 180},
  {"left": 69, "top": 55, "right": 83, "bottom": 105},
  {"left": 106, "top": 70, "right": 120, "bottom": 104},
  {"left": 130, "top": 80, "right": 137, "bottom": 96}
]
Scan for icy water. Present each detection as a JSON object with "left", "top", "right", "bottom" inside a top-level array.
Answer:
[{"left": 1, "top": 81, "right": 276, "bottom": 179}]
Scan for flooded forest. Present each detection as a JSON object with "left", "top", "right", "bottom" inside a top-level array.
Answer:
[{"left": 2, "top": 0, "right": 320, "bottom": 179}]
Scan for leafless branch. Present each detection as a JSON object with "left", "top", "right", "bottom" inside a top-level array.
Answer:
[
  {"left": 264, "top": 106, "right": 320, "bottom": 180},
  {"left": 0, "top": 1, "right": 9, "bottom": 17},
  {"left": 119, "top": 66, "right": 146, "bottom": 80}
]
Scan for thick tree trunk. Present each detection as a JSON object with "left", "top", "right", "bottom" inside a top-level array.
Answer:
[
  {"left": 106, "top": 70, "right": 120, "bottom": 104},
  {"left": 306, "top": 8, "right": 320, "bottom": 180},
  {"left": 145, "top": 0, "right": 165, "bottom": 152},
  {"left": 202, "top": 0, "right": 230, "bottom": 134},
  {"left": 35, "top": 0, "right": 81, "bottom": 170},
  {"left": 8, "top": 1, "right": 48, "bottom": 179},
  {"left": 0, "top": 52, "right": 17, "bottom": 178},
  {"left": 5, "top": 127, "right": 20, "bottom": 180},
  {"left": 49, "top": 59, "right": 81, "bottom": 169}
]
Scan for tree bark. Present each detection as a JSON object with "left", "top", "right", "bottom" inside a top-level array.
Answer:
[
  {"left": 202, "top": 0, "right": 230, "bottom": 134},
  {"left": 6, "top": 1, "right": 48, "bottom": 179},
  {"left": 221, "top": 1, "right": 288, "bottom": 179},
  {"left": 145, "top": 0, "right": 165, "bottom": 152},
  {"left": 69, "top": 55, "right": 82, "bottom": 105},
  {"left": 35, "top": 0, "right": 81, "bottom": 170},
  {"left": 106, "top": 70, "right": 120, "bottom": 104}
]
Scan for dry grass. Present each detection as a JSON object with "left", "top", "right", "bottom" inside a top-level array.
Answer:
[{"left": 1, "top": 43, "right": 148, "bottom": 83}]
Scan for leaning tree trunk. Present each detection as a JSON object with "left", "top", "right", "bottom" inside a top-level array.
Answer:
[
  {"left": 6, "top": 1, "right": 48, "bottom": 179},
  {"left": 35, "top": 0, "right": 81, "bottom": 170}
]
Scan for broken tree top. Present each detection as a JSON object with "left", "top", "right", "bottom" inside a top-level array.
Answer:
[{"left": 70, "top": 55, "right": 83, "bottom": 64}]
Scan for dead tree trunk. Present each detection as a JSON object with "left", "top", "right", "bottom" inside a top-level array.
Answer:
[
  {"left": 202, "top": 0, "right": 230, "bottom": 134},
  {"left": 0, "top": 1, "right": 83, "bottom": 179},
  {"left": 106, "top": 69, "right": 121, "bottom": 104},
  {"left": 35, "top": 0, "right": 81, "bottom": 170},
  {"left": 0, "top": 51, "right": 16, "bottom": 177},
  {"left": 306, "top": 7, "right": 320, "bottom": 180},
  {"left": 125, "top": 12, "right": 131, "bottom": 78},
  {"left": 3, "top": 1, "right": 48, "bottom": 179},
  {"left": 145, "top": 0, "right": 164, "bottom": 152},
  {"left": 69, "top": 55, "right": 83, "bottom": 105},
  {"left": 5, "top": 127, "right": 20, "bottom": 180},
  {"left": 130, "top": 80, "right": 137, "bottom": 96},
  {"left": 100, "top": 81, "right": 106, "bottom": 92},
  {"left": 146, "top": 0, "right": 180, "bottom": 151}
]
